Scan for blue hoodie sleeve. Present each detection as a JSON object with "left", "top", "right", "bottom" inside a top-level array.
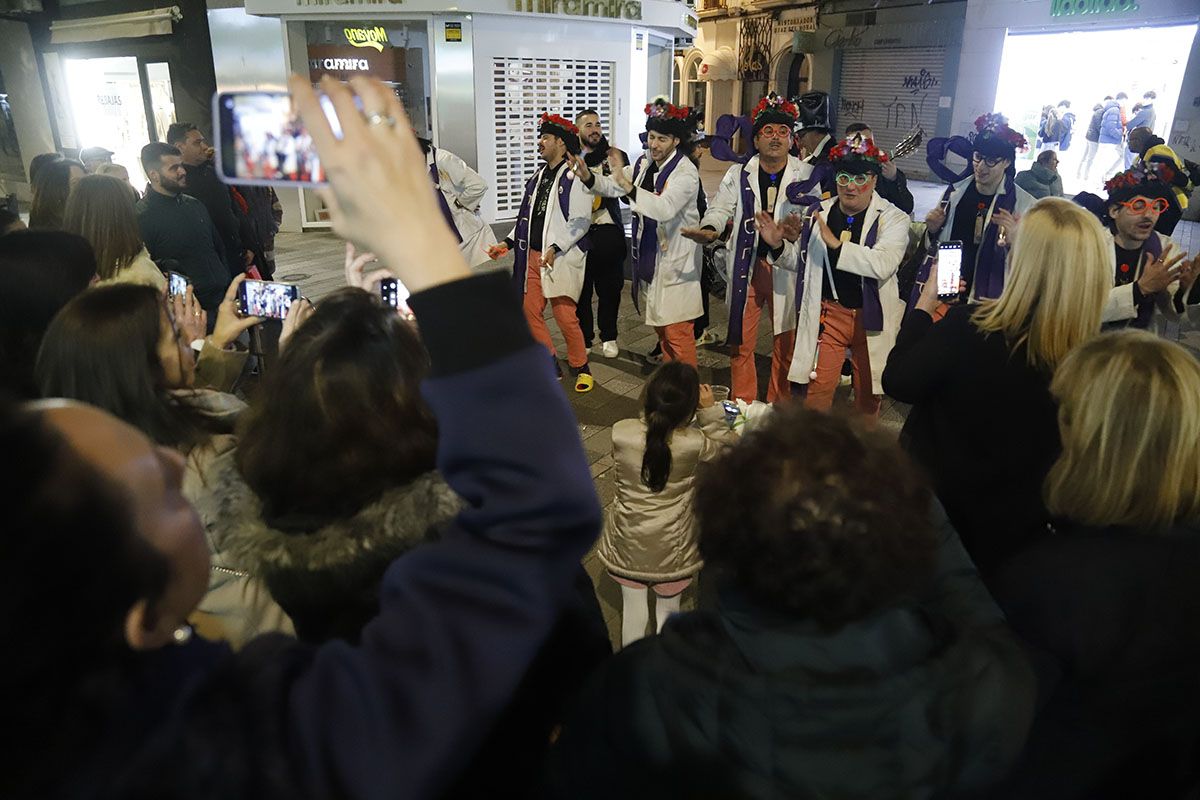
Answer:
[{"left": 283, "top": 272, "right": 602, "bottom": 800}]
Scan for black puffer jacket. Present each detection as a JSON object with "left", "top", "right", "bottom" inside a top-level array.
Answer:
[{"left": 545, "top": 504, "right": 1037, "bottom": 800}]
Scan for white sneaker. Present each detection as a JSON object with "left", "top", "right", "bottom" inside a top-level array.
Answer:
[{"left": 601, "top": 340, "right": 619, "bottom": 358}]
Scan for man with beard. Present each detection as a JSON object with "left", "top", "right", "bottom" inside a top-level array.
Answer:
[
  {"left": 135, "top": 143, "right": 231, "bottom": 321},
  {"left": 574, "top": 109, "right": 629, "bottom": 358},
  {"left": 923, "top": 113, "right": 1035, "bottom": 303},
  {"left": 1100, "top": 164, "right": 1198, "bottom": 331},
  {"left": 488, "top": 113, "right": 594, "bottom": 391},
  {"left": 682, "top": 94, "right": 811, "bottom": 403}
]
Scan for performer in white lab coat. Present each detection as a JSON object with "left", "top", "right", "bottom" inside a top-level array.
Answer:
[
  {"left": 569, "top": 99, "right": 704, "bottom": 366},
  {"left": 684, "top": 94, "right": 814, "bottom": 403},
  {"left": 765, "top": 137, "right": 910, "bottom": 416},
  {"left": 487, "top": 113, "right": 595, "bottom": 391},
  {"left": 419, "top": 138, "right": 497, "bottom": 269}
]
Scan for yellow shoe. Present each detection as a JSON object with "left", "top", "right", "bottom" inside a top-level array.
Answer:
[{"left": 574, "top": 372, "right": 595, "bottom": 393}]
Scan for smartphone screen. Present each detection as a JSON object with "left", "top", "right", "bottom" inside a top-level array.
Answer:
[
  {"left": 167, "top": 271, "right": 189, "bottom": 298},
  {"left": 237, "top": 279, "right": 300, "bottom": 320},
  {"left": 937, "top": 240, "right": 963, "bottom": 298},
  {"left": 215, "top": 91, "right": 336, "bottom": 187},
  {"left": 380, "top": 277, "right": 412, "bottom": 317}
]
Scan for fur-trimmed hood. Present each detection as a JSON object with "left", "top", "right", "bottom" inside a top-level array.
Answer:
[{"left": 197, "top": 448, "right": 463, "bottom": 643}]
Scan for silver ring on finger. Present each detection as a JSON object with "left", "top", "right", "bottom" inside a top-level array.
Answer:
[{"left": 365, "top": 112, "right": 396, "bottom": 129}]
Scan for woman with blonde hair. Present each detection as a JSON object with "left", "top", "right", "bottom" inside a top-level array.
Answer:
[
  {"left": 63, "top": 173, "right": 165, "bottom": 291},
  {"left": 882, "top": 197, "right": 1111, "bottom": 576},
  {"left": 992, "top": 331, "right": 1200, "bottom": 799}
]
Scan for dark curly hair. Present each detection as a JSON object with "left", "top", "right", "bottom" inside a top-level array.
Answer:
[
  {"left": 695, "top": 405, "right": 936, "bottom": 631},
  {"left": 237, "top": 288, "right": 438, "bottom": 519}
]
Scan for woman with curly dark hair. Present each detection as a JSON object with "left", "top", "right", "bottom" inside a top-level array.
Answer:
[{"left": 547, "top": 404, "right": 1038, "bottom": 800}]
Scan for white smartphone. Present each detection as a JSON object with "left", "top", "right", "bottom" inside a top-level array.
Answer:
[{"left": 937, "top": 240, "right": 963, "bottom": 299}]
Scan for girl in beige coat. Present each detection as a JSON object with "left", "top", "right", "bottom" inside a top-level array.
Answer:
[{"left": 599, "top": 362, "right": 738, "bottom": 646}]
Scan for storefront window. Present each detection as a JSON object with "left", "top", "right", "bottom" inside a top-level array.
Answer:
[
  {"left": 62, "top": 55, "right": 151, "bottom": 186},
  {"left": 145, "top": 62, "right": 177, "bottom": 143}
]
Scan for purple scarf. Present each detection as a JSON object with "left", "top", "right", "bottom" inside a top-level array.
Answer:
[
  {"left": 797, "top": 205, "right": 884, "bottom": 332},
  {"left": 1133, "top": 233, "right": 1164, "bottom": 328},
  {"left": 428, "top": 148, "right": 463, "bottom": 244},
  {"left": 629, "top": 151, "right": 686, "bottom": 309}
]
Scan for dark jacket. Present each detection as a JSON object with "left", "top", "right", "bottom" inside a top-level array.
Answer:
[
  {"left": 43, "top": 272, "right": 602, "bottom": 800},
  {"left": 545, "top": 502, "right": 1037, "bottom": 800},
  {"left": 882, "top": 305, "right": 1060, "bottom": 577},
  {"left": 1127, "top": 102, "right": 1156, "bottom": 136},
  {"left": 1058, "top": 110, "right": 1076, "bottom": 150},
  {"left": 183, "top": 162, "right": 244, "bottom": 275},
  {"left": 136, "top": 190, "right": 232, "bottom": 312},
  {"left": 1098, "top": 100, "right": 1124, "bottom": 145},
  {"left": 991, "top": 523, "right": 1200, "bottom": 800},
  {"left": 877, "top": 166, "right": 915, "bottom": 214},
  {"left": 1085, "top": 105, "right": 1104, "bottom": 143},
  {"left": 1014, "top": 163, "right": 1063, "bottom": 200}
]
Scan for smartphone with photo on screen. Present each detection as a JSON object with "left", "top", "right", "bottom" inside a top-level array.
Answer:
[
  {"left": 236, "top": 279, "right": 301, "bottom": 320},
  {"left": 214, "top": 91, "right": 348, "bottom": 188},
  {"left": 166, "top": 271, "right": 190, "bottom": 298},
  {"left": 936, "top": 240, "right": 963, "bottom": 300}
]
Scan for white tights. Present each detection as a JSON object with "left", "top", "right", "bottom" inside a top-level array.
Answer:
[{"left": 619, "top": 585, "right": 683, "bottom": 648}]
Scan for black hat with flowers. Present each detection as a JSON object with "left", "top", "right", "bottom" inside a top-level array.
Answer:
[
  {"left": 539, "top": 113, "right": 581, "bottom": 155},
  {"left": 750, "top": 94, "right": 799, "bottom": 136},
  {"left": 1104, "top": 162, "right": 1177, "bottom": 206},
  {"left": 644, "top": 98, "right": 698, "bottom": 140},
  {"left": 828, "top": 135, "right": 891, "bottom": 176},
  {"left": 971, "top": 113, "right": 1028, "bottom": 163}
]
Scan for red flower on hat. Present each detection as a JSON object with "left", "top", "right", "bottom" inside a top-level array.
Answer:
[
  {"left": 645, "top": 101, "right": 691, "bottom": 121},
  {"left": 828, "top": 136, "right": 890, "bottom": 165},
  {"left": 539, "top": 113, "right": 579, "bottom": 134},
  {"left": 751, "top": 94, "right": 799, "bottom": 123},
  {"left": 973, "top": 112, "right": 1029, "bottom": 152}
]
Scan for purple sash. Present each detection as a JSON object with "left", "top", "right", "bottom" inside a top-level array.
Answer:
[
  {"left": 798, "top": 206, "right": 884, "bottom": 332},
  {"left": 1133, "top": 233, "right": 1164, "bottom": 329},
  {"left": 629, "top": 151, "right": 685, "bottom": 310},
  {"left": 723, "top": 167, "right": 759, "bottom": 347},
  {"left": 429, "top": 148, "right": 463, "bottom": 245}
]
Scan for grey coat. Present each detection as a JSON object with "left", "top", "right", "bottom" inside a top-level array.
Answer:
[{"left": 1014, "top": 163, "right": 1063, "bottom": 200}]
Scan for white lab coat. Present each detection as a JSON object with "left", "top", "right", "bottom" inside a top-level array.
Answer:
[
  {"left": 1101, "top": 231, "right": 1197, "bottom": 336},
  {"left": 505, "top": 160, "right": 592, "bottom": 301},
  {"left": 589, "top": 150, "right": 702, "bottom": 327},
  {"left": 701, "top": 154, "right": 815, "bottom": 334},
  {"left": 431, "top": 147, "right": 497, "bottom": 269},
  {"left": 776, "top": 193, "right": 911, "bottom": 389},
  {"left": 929, "top": 175, "right": 1036, "bottom": 302}
]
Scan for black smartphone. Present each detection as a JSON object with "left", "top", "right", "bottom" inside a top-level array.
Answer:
[
  {"left": 167, "top": 271, "right": 190, "bottom": 298},
  {"left": 380, "top": 277, "right": 412, "bottom": 317},
  {"left": 214, "top": 91, "right": 341, "bottom": 187},
  {"left": 236, "top": 279, "right": 300, "bottom": 320},
  {"left": 936, "top": 240, "right": 963, "bottom": 299}
]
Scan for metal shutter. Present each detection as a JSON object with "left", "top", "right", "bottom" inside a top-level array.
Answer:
[
  {"left": 837, "top": 47, "right": 945, "bottom": 180},
  {"left": 491, "top": 57, "right": 615, "bottom": 218}
]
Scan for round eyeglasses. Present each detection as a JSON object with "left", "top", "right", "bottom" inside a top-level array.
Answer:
[
  {"left": 1118, "top": 197, "right": 1169, "bottom": 215},
  {"left": 972, "top": 153, "right": 1005, "bottom": 168},
  {"left": 835, "top": 172, "right": 871, "bottom": 187},
  {"left": 757, "top": 126, "right": 791, "bottom": 139}
]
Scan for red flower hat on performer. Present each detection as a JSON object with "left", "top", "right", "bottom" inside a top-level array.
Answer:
[
  {"left": 538, "top": 112, "right": 582, "bottom": 155},
  {"left": 970, "top": 112, "right": 1028, "bottom": 162},
  {"left": 644, "top": 97, "right": 699, "bottom": 139},
  {"left": 1104, "top": 162, "right": 1177, "bottom": 205},
  {"left": 750, "top": 93, "right": 799, "bottom": 135},
  {"left": 828, "top": 135, "right": 890, "bottom": 175}
]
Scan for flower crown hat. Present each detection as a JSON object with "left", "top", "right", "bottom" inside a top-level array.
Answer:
[
  {"left": 828, "top": 135, "right": 890, "bottom": 176},
  {"left": 644, "top": 97, "right": 699, "bottom": 140},
  {"left": 1105, "top": 161, "right": 1177, "bottom": 206},
  {"left": 750, "top": 93, "right": 799, "bottom": 135},
  {"left": 538, "top": 112, "right": 582, "bottom": 155},
  {"left": 970, "top": 113, "right": 1029, "bottom": 162}
]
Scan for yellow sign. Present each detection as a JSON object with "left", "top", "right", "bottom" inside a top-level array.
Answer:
[{"left": 344, "top": 26, "right": 388, "bottom": 51}]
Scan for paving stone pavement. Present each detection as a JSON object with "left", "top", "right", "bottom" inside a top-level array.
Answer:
[{"left": 272, "top": 176, "right": 1200, "bottom": 647}]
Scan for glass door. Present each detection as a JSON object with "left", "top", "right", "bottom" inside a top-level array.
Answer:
[
  {"left": 144, "top": 62, "right": 177, "bottom": 144},
  {"left": 63, "top": 56, "right": 150, "bottom": 186}
]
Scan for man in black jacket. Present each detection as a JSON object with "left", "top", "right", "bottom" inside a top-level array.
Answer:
[
  {"left": 167, "top": 122, "right": 255, "bottom": 276},
  {"left": 845, "top": 122, "right": 915, "bottom": 214},
  {"left": 573, "top": 109, "right": 628, "bottom": 358},
  {"left": 135, "top": 142, "right": 231, "bottom": 319}
]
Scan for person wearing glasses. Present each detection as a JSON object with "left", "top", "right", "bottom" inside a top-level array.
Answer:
[
  {"left": 923, "top": 114, "right": 1036, "bottom": 303},
  {"left": 681, "top": 95, "right": 812, "bottom": 403},
  {"left": 1100, "top": 165, "right": 1199, "bottom": 331},
  {"left": 758, "top": 136, "right": 909, "bottom": 416}
]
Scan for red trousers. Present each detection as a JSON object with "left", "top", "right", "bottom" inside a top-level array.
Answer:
[
  {"left": 729, "top": 259, "right": 796, "bottom": 403},
  {"left": 653, "top": 322, "right": 697, "bottom": 366},
  {"left": 804, "top": 299, "right": 881, "bottom": 416},
  {"left": 523, "top": 250, "right": 588, "bottom": 369}
]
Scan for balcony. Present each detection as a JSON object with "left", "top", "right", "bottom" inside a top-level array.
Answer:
[{"left": 695, "top": 0, "right": 727, "bottom": 17}]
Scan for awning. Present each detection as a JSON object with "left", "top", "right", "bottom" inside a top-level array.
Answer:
[
  {"left": 698, "top": 47, "right": 737, "bottom": 82},
  {"left": 50, "top": 7, "right": 182, "bottom": 44}
]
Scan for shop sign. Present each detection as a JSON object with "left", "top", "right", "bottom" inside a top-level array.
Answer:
[
  {"left": 513, "top": 0, "right": 643, "bottom": 21},
  {"left": 1051, "top": 0, "right": 1138, "bottom": 17},
  {"left": 297, "top": 0, "right": 402, "bottom": 7},
  {"left": 308, "top": 44, "right": 406, "bottom": 82},
  {"left": 775, "top": 7, "right": 818, "bottom": 35},
  {"left": 444, "top": 21, "right": 462, "bottom": 41},
  {"left": 344, "top": 25, "right": 389, "bottom": 50}
]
